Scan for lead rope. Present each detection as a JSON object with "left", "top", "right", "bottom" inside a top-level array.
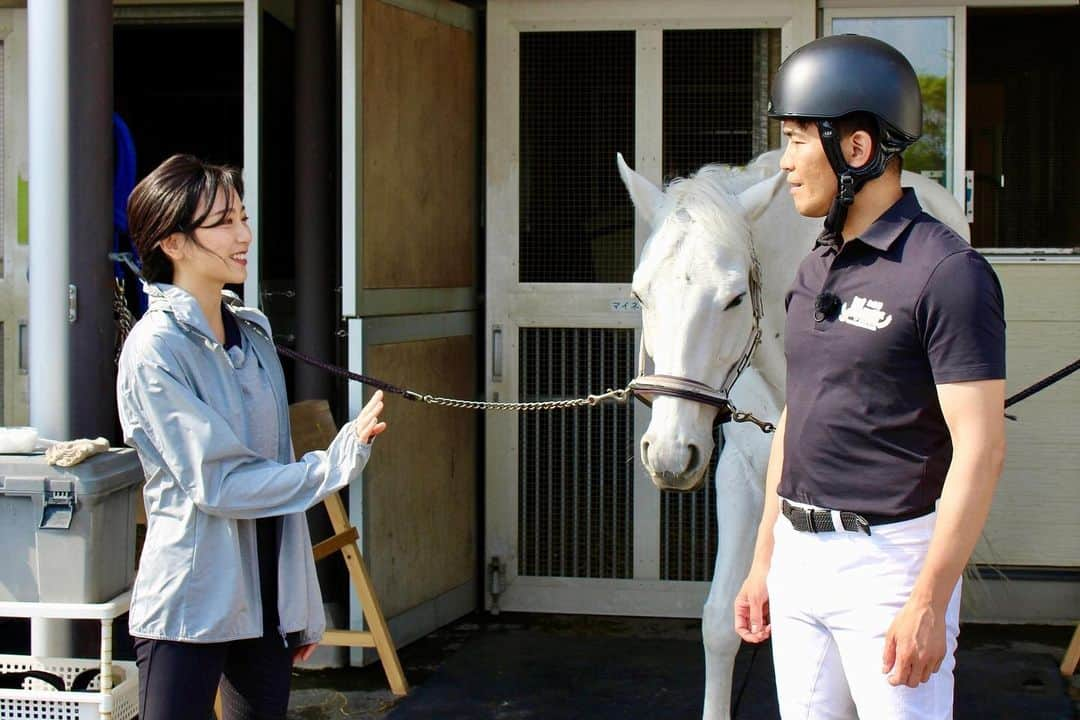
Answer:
[
  {"left": 274, "top": 344, "right": 631, "bottom": 411},
  {"left": 1004, "top": 357, "right": 1080, "bottom": 414},
  {"left": 276, "top": 343, "right": 781, "bottom": 430},
  {"left": 276, "top": 223, "right": 779, "bottom": 428}
]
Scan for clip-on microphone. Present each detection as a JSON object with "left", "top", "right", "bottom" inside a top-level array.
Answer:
[{"left": 814, "top": 291, "right": 842, "bottom": 322}]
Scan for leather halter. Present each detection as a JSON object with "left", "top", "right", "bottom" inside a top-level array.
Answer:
[{"left": 628, "top": 231, "right": 769, "bottom": 431}]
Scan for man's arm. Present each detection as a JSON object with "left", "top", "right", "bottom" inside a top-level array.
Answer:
[
  {"left": 882, "top": 379, "right": 1007, "bottom": 687},
  {"left": 734, "top": 407, "right": 788, "bottom": 643}
]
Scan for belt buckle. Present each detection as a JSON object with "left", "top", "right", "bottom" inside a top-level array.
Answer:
[{"left": 806, "top": 507, "right": 818, "bottom": 533}]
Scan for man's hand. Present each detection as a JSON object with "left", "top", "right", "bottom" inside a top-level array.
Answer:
[
  {"left": 356, "top": 390, "right": 387, "bottom": 444},
  {"left": 882, "top": 597, "right": 946, "bottom": 687},
  {"left": 879, "top": 378, "right": 1005, "bottom": 689},
  {"left": 734, "top": 567, "right": 771, "bottom": 643}
]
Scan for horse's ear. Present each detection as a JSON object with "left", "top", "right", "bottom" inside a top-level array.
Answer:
[
  {"left": 617, "top": 152, "right": 664, "bottom": 230},
  {"left": 737, "top": 170, "right": 785, "bottom": 223}
]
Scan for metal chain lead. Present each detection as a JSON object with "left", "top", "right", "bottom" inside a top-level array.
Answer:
[
  {"left": 277, "top": 343, "right": 776, "bottom": 431},
  {"left": 413, "top": 387, "right": 632, "bottom": 411},
  {"left": 419, "top": 387, "right": 775, "bottom": 432}
]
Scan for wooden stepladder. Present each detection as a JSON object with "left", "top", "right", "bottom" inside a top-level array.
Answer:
[
  {"left": 310, "top": 489, "right": 408, "bottom": 694},
  {"left": 1061, "top": 623, "right": 1080, "bottom": 678},
  {"left": 291, "top": 399, "right": 408, "bottom": 696}
]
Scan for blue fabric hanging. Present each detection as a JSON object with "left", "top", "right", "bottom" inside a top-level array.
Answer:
[
  {"left": 112, "top": 112, "right": 146, "bottom": 314},
  {"left": 113, "top": 113, "right": 136, "bottom": 236}
]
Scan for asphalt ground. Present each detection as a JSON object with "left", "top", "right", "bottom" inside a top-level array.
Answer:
[
  {"left": 285, "top": 615, "right": 1077, "bottom": 720},
  {"left": 1, "top": 613, "right": 1071, "bottom": 718}
]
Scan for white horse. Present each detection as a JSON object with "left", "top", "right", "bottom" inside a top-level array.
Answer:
[{"left": 617, "top": 150, "right": 969, "bottom": 720}]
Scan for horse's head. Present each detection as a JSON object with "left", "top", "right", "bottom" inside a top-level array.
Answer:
[{"left": 617, "top": 154, "right": 775, "bottom": 492}]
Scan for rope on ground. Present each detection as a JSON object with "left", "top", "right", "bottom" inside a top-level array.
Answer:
[{"left": 732, "top": 644, "right": 759, "bottom": 718}]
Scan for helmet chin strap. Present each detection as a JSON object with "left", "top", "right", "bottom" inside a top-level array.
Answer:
[{"left": 815, "top": 119, "right": 891, "bottom": 247}]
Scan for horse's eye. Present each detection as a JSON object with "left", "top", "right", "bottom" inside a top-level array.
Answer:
[{"left": 724, "top": 293, "right": 745, "bottom": 311}]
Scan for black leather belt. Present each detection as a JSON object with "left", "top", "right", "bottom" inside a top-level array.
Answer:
[
  {"left": 782, "top": 499, "right": 871, "bottom": 535},
  {"left": 780, "top": 499, "right": 936, "bottom": 537}
]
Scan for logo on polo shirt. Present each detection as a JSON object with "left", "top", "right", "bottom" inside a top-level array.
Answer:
[{"left": 839, "top": 295, "right": 893, "bottom": 331}]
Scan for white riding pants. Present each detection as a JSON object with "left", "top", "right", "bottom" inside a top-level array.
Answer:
[{"left": 767, "top": 499, "right": 961, "bottom": 720}]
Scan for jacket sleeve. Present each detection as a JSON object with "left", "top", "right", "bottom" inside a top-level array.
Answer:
[{"left": 118, "top": 345, "right": 371, "bottom": 520}]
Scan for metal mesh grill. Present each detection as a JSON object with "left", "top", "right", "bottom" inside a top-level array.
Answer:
[
  {"left": 662, "top": 29, "right": 781, "bottom": 182},
  {"left": 660, "top": 425, "right": 722, "bottom": 581},
  {"left": 519, "top": 328, "right": 635, "bottom": 578},
  {"left": 519, "top": 32, "right": 635, "bottom": 283}
]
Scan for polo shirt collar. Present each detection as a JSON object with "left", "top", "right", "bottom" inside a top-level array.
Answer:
[
  {"left": 813, "top": 187, "right": 923, "bottom": 253},
  {"left": 854, "top": 187, "right": 922, "bottom": 252}
]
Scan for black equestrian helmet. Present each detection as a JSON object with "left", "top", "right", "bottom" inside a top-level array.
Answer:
[{"left": 767, "top": 34, "right": 923, "bottom": 153}]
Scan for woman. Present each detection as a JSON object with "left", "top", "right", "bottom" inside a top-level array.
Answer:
[{"left": 117, "top": 154, "right": 386, "bottom": 719}]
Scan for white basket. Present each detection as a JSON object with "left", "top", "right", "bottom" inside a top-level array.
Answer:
[{"left": 0, "top": 654, "right": 138, "bottom": 720}]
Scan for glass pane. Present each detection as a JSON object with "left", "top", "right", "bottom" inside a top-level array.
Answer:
[
  {"left": 967, "top": 10, "right": 1077, "bottom": 250},
  {"left": 519, "top": 32, "right": 635, "bottom": 283},
  {"left": 662, "top": 29, "right": 782, "bottom": 183},
  {"left": 831, "top": 17, "right": 954, "bottom": 190}
]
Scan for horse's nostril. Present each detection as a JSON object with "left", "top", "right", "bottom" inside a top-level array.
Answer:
[
  {"left": 641, "top": 440, "right": 651, "bottom": 464},
  {"left": 686, "top": 443, "right": 701, "bottom": 474}
]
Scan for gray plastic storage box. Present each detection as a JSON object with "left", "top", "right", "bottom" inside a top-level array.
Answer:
[{"left": 0, "top": 449, "right": 142, "bottom": 603}]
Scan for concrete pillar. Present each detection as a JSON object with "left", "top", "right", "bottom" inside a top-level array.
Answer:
[
  {"left": 28, "top": 0, "right": 114, "bottom": 444},
  {"left": 28, "top": 0, "right": 71, "bottom": 444}
]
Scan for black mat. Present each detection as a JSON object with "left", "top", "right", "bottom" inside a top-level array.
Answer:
[
  {"left": 954, "top": 649, "right": 1074, "bottom": 720},
  {"left": 385, "top": 631, "right": 775, "bottom": 720},
  {"left": 385, "top": 629, "right": 1073, "bottom": 720}
]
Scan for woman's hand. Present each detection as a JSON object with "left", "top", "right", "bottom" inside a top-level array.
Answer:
[
  {"left": 293, "top": 642, "right": 317, "bottom": 664},
  {"left": 356, "top": 390, "right": 388, "bottom": 444}
]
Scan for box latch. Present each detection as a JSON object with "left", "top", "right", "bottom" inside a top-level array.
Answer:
[{"left": 40, "top": 485, "right": 76, "bottom": 530}]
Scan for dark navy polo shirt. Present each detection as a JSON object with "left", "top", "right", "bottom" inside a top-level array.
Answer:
[{"left": 779, "top": 188, "right": 1006, "bottom": 518}]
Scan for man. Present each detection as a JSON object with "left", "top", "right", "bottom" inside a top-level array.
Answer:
[{"left": 733, "top": 35, "right": 1007, "bottom": 719}]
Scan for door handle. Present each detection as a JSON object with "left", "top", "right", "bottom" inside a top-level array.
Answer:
[{"left": 492, "top": 325, "right": 503, "bottom": 383}]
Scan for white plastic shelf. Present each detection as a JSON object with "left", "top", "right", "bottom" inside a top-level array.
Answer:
[
  {"left": 0, "top": 591, "right": 130, "bottom": 620},
  {"left": 0, "top": 591, "right": 135, "bottom": 720}
]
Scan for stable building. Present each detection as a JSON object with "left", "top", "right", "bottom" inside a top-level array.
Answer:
[{"left": 0, "top": 0, "right": 1074, "bottom": 667}]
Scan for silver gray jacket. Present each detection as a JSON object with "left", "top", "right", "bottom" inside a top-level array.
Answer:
[{"left": 117, "top": 283, "right": 370, "bottom": 644}]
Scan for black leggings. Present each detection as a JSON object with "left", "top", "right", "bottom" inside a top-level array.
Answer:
[{"left": 133, "top": 632, "right": 292, "bottom": 720}]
